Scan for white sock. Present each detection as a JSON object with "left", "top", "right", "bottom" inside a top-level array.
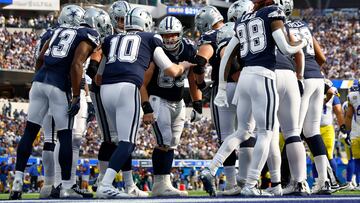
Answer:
[
  {"left": 42, "top": 149, "right": 55, "bottom": 186},
  {"left": 123, "top": 170, "right": 134, "bottom": 187},
  {"left": 71, "top": 136, "right": 82, "bottom": 185},
  {"left": 237, "top": 147, "right": 253, "bottom": 181},
  {"left": 223, "top": 166, "right": 236, "bottom": 188},
  {"left": 286, "top": 141, "right": 307, "bottom": 182},
  {"left": 102, "top": 168, "right": 117, "bottom": 186},
  {"left": 99, "top": 160, "right": 108, "bottom": 175},
  {"left": 54, "top": 142, "right": 61, "bottom": 187},
  {"left": 246, "top": 131, "right": 272, "bottom": 187},
  {"left": 314, "top": 155, "right": 329, "bottom": 181},
  {"left": 210, "top": 132, "right": 248, "bottom": 176},
  {"left": 62, "top": 180, "right": 73, "bottom": 189},
  {"left": 14, "top": 171, "right": 24, "bottom": 181},
  {"left": 267, "top": 132, "right": 281, "bottom": 184}
]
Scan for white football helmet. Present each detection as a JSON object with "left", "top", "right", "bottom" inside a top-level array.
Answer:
[
  {"left": 83, "top": 7, "right": 113, "bottom": 38},
  {"left": 125, "top": 7, "right": 153, "bottom": 32},
  {"left": 158, "top": 16, "right": 183, "bottom": 51},
  {"left": 58, "top": 4, "right": 85, "bottom": 26},
  {"left": 216, "top": 22, "right": 235, "bottom": 44},
  {"left": 195, "top": 6, "right": 224, "bottom": 33},
  {"left": 274, "top": 0, "right": 294, "bottom": 17},
  {"left": 108, "top": 1, "right": 131, "bottom": 32},
  {"left": 227, "top": 0, "right": 254, "bottom": 22}
]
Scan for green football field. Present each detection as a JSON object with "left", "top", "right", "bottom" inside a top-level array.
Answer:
[{"left": 0, "top": 190, "right": 359, "bottom": 200}]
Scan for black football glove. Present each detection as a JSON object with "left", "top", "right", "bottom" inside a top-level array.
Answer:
[
  {"left": 87, "top": 102, "right": 96, "bottom": 122},
  {"left": 68, "top": 96, "right": 81, "bottom": 117}
]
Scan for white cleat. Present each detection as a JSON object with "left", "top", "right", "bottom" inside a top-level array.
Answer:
[
  {"left": 220, "top": 185, "right": 242, "bottom": 196},
  {"left": 96, "top": 183, "right": 130, "bottom": 199},
  {"left": 343, "top": 182, "right": 356, "bottom": 191},
  {"left": 9, "top": 179, "right": 23, "bottom": 200},
  {"left": 311, "top": 180, "right": 332, "bottom": 195},
  {"left": 152, "top": 182, "right": 188, "bottom": 197},
  {"left": 265, "top": 184, "right": 283, "bottom": 196},
  {"left": 241, "top": 185, "right": 273, "bottom": 196},
  {"left": 125, "top": 184, "right": 149, "bottom": 197},
  {"left": 59, "top": 188, "right": 83, "bottom": 199},
  {"left": 283, "top": 180, "right": 310, "bottom": 196},
  {"left": 39, "top": 185, "right": 53, "bottom": 199}
]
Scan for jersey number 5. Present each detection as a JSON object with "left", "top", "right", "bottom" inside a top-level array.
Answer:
[
  {"left": 108, "top": 35, "right": 141, "bottom": 63},
  {"left": 237, "top": 17, "right": 266, "bottom": 58}
]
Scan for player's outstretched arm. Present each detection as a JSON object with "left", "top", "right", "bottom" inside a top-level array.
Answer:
[
  {"left": 140, "top": 63, "right": 155, "bottom": 125},
  {"left": 153, "top": 47, "right": 192, "bottom": 77},
  {"left": 333, "top": 103, "right": 345, "bottom": 127},
  {"left": 313, "top": 37, "right": 326, "bottom": 66},
  {"left": 71, "top": 41, "right": 95, "bottom": 97},
  {"left": 271, "top": 20, "right": 308, "bottom": 55}
]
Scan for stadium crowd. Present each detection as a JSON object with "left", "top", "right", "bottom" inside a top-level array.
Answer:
[
  {"left": 0, "top": 99, "right": 219, "bottom": 159},
  {"left": 0, "top": 9, "right": 359, "bottom": 79}
]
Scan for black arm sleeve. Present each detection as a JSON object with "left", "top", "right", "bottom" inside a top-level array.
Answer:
[{"left": 86, "top": 60, "right": 100, "bottom": 79}]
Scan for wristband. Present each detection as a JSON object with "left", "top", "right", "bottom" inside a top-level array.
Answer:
[{"left": 142, "top": 101, "right": 153, "bottom": 114}]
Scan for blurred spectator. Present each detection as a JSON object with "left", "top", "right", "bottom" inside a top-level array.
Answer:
[
  {"left": 82, "top": 159, "right": 90, "bottom": 190},
  {"left": 28, "top": 162, "right": 39, "bottom": 192},
  {"left": 0, "top": 14, "right": 5, "bottom": 28}
]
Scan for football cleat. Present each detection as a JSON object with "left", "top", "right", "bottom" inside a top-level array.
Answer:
[
  {"left": 9, "top": 179, "right": 23, "bottom": 200},
  {"left": 199, "top": 168, "right": 217, "bottom": 197},
  {"left": 241, "top": 185, "right": 273, "bottom": 196},
  {"left": 39, "top": 185, "right": 54, "bottom": 199},
  {"left": 125, "top": 184, "right": 149, "bottom": 197},
  {"left": 96, "top": 183, "right": 130, "bottom": 199}
]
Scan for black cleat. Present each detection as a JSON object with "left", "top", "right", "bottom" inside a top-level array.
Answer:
[{"left": 200, "top": 168, "right": 217, "bottom": 197}]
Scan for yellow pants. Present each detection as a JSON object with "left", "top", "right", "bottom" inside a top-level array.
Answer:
[
  {"left": 320, "top": 125, "right": 335, "bottom": 159},
  {"left": 341, "top": 138, "right": 352, "bottom": 160},
  {"left": 351, "top": 137, "right": 360, "bottom": 159}
]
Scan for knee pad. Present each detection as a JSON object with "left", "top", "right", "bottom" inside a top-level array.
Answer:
[
  {"left": 240, "top": 136, "right": 256, "bottom": 148},
  {"left": 98, "top": 142, "right": 117, "bottom": 161},
  {"left": 305, "top": 134, "right": 326, "bottom": 157},
  {"left": 285, "top": 136, "right": 302, "bottom": 145},
  {"left": 43, "top": 142, "right": 56, "bottom": 152}
]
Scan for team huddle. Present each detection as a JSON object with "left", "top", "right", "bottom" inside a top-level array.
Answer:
[{"left": 7, "top": 0, "right": 358, "bottom": 200}]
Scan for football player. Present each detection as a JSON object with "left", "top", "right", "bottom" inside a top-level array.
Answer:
[
  {"left": 286, "top": 7, "right": 331, "bottom": 195},
  {"left": 344, "top": 83, "right": 360, "bottom": 190},
  {"left": 140, "top": 16, "right": 202, "bottom": 196},
  {"left": 95, "top": 8, "right": 192, "bottom": 198},
  {"left": 87, "top": 1, "right": 148, "bottom": 197},
  {"left": 10, "top": 5, "right": 101, "bottom": 199},
  {"left": 205, "top": 0, "right": 307, "bottom": 196},
  {"left": 266, "top": 0, "right": 309, "bottom": 196}
]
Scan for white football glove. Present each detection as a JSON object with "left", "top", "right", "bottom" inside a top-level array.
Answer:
[
  {"left": 190, "top": 109, "right": 202, "bottom": 122},
  {"left": 214, "top": 83, "right": 228, "bottom": 108}
]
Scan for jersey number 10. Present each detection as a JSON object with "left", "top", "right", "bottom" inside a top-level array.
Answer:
[{"left": 107, "top": 35, "right": 141, "bottom": 63}]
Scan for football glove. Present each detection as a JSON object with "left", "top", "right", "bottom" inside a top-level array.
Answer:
[
  {"left": 214, "top": 83, "right": 228, "bottom": 108},
  {"left": 87, "top": 102, "right": 96, "bottom": 122},
  {"left": 345, "top": 134, "right": 351, "bottom": 146},
  {"left": 191, "top": 100, "right": 202, "bottom": 122},
  {"left": 68, "top": 96, "right": 81, "bottom": 117},
  {"left": 298, "top": 80, "right": 304, "bottom": 96}
]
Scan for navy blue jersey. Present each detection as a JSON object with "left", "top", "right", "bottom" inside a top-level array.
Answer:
[
  {"left": 35, "top": 28, "right": 54, "bottom": 59},
  {"left": 33, "top": 26, "right": 100, "bottom": 92},
  {"left": 102, "top": 31, "right": 163, "bottom": 88},
  {"left": 216, "top": 38, "right": 241, "bottom": 82},
  {"left": 275, "top": 49, "right": 295, "bottom": 71},
  {"left": 286, "top": 20, "right": 323, "bottom": 79},
  {"left": 235, "top": 5, "right": 286, "bottom": 71},
  {"left": 147, "top": 38, "right": 197, "bottom": 101},
  {"left": 198, "top": 29, "right": 221, "bottom": 84}
]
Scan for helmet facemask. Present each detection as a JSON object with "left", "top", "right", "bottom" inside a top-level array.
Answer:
[{"left": 162, "top": 33, "right": 182, "bottom": 52}]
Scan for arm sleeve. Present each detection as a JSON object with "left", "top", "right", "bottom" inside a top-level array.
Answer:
[
  {"left": 153, "top": 47, "right": 173, "bottom": 70},
  {"left": 218, "top": 36, "right": 239, "bottom": 83},
  {"left": 272, "top": 28, "right": 307, "bottom": 55}
]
